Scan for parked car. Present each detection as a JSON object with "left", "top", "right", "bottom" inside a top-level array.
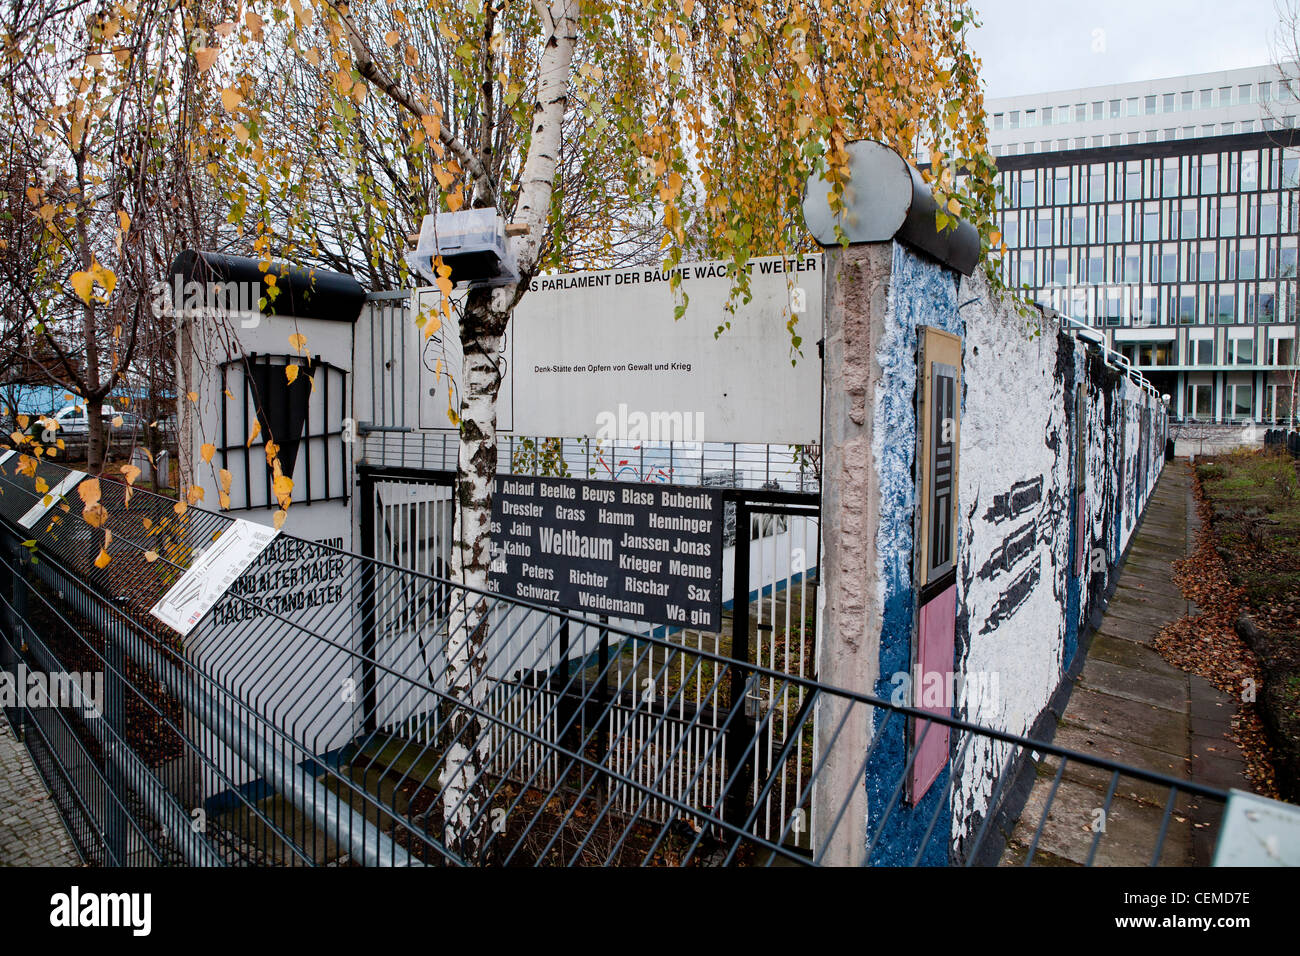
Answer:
[{"left": 36, "top": 404, "right": 143, "bottom": 456}]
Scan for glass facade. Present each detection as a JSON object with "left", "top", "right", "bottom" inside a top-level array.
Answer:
[{"left": 995, "top": 132, "right": 1300, "bottom": 424}]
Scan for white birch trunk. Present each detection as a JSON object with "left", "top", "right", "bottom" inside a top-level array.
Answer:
[{"left": 438, "top": 0, "right": 578, "bottom": 863}]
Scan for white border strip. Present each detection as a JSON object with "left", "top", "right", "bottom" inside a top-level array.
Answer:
[{"left": 18, "top": 470, "right": 87, "bottom": 529}]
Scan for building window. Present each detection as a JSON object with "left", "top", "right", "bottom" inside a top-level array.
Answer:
[
  {"left": 1220, "top": 198, "right": 1238, "bottom": 237},
  {"left": 1230, "top": 335, "right": 1255, "bottom": 364},
  {"left": 1269, "top": 337, "right": 1295, "bottom": 365},
  {"left": 1219, "top": 86, "right": 1232, "bottom": 107},
  {"left": 1075, "top": 103, "right": 1087, "bottom": 122},
  {"left": 1242, "top": 119, "right": 1255, "bottom": 133},
  {"left": 1144, "top": 208, "right": 1160, "bottom": 239},
  {"left": 1200, "top": 157, "right": 1218, "bottom": 194},
  {"left": 1266, "top": 384, "right": 1295, "bottom": 424},
  {"left": 1009, "top": 110, "right": 1020, "bottom": 129},
  {"left": 1199, "top": 246, "right": 1216, "bottom": 279},
  {"left": 1164, "top": 93, "right": 1175, "bottom": 113},
  {"left": 1261, "top": 81, "right": 1272, "bottom": 102},
  {"left": 1229, "top": 382, "right": 1254, "bottom": 419},
  {"left": 1163, "top": 251, "right": 1179, "bottom": 282},
  {"left": 1241, "top": 244, "right": 1257, "bottom": 279},
  {"left": 1195, "top": 338, "right": 1215, "bottom": 365},
  {"left": 1199, "top": 89, "right": 1212, "bottom": 108},
  {"left": 1145, "top": 95, "right": 1157, "bottom": 114},
  {"left": 1218, "top": 288, "right": 1237, "bottom": 323},
  {"left": 993, "top": 113, "right": 1004, "bottom": 130},
  {"left": 1239, "top": 84, "right": 1253, "bottom": 104},
  {"left": 1179, "top": 292, "right": 1197, "bottom": 323},
  {"left": 1187, "top": 383, "right": 1213, "bottom": 418},
  {"left": 1109, "top": 99, "right": 1121, "bottom": 118},
  {"left": 1182, "top": 91, "right": 1194, "bottom": 110},
  {"left": 1259, "top": 290, "right": 1277, "bottom": 322}
]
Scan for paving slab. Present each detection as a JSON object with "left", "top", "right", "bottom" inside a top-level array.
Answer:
[
  {"left": 1086, "top": 633, "right": 1186, "bottom": 679},
  {"left": 1009, "top": 777, "right": 1194, "bottom": 867},
  {"left": 1061, "top": 687, "right": 1190, "bottom": 757},
  {"left": 1077, "top": 658, "right": 1188, "bottom": 711}
]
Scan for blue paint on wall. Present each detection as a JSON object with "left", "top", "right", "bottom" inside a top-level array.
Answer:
[{"left": 864, "top": 243, "right": 962, "bottom": 866}]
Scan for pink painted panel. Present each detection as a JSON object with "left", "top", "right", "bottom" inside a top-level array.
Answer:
[{"left": 911, "top": 583, "right": 956, "bottom": 802}]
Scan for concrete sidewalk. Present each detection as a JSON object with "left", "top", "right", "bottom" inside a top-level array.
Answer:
[{"left": 1001, "top": 464, "right": 1250, "bottom": 866}]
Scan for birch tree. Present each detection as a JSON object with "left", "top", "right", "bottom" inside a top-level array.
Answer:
[{"left": 1, "top": 0, "right": 229, "bottom": 473}]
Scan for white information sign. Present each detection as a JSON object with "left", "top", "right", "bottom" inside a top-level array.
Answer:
[
  {"left": 150, "top": 518, "right": 280, "bottom": 636},
  {"left": 417, "top": 254, "right": 823, "bottom": 445}
]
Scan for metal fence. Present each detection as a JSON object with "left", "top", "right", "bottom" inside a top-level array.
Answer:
[
  {"left": 1264, "top": 427, "right": 1300, "bottom": 457},
  {"left": 359, "top": 431, "right": 820, "bottom": 492},
  {"left": 0, "top": 456, "right": 1226, "bottom": 866}
]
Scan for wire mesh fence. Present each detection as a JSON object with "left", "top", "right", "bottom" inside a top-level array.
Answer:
[
  {"left": 0, "top": 454, "right": 1226, "bottom": 866},
  {"left": 359, "top": 431, "right": 821, "bottom": 492}
]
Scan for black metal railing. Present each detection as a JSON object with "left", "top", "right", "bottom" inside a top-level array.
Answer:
[
  {"left": 1264, "top": 427, "right": 1300, "bottom": 457},
  {"left": 0, "top": 455, "right": 1225, "bottom": 866}
]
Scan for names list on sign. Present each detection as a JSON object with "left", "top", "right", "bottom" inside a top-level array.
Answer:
[{"left": 487, "top": 476, "right": 724, "bottom": 630}]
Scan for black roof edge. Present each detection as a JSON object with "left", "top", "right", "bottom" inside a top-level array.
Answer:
[
  {"left": 993, "top": 127, "right": 1300, "bottom": 173},
  {"left": 166, "top": 250, "right": 366, "bottom": 323}
]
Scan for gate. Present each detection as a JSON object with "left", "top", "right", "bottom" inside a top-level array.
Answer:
[
  {"left": 358, "top": 467, "right": 821, "bottom": 854},
  {"left": 359, "top": 469, "right": 455, "bottom": 741},
  {"left": 728, "top": 491, "right": 821, "bottom": 851}
]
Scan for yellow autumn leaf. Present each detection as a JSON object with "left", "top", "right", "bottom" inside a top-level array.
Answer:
[
  {"left": 273, "top": 473, "right": 293, "bottom": 507},
  {"left": 195, "top": 47, "right": 218, "bottom": 72},
  {"left": 70, "top": 271, "right": 95, "bottom": 303},
  {"left": 34, "top": 476, "right": 48, "bottom": 494},
  {"left": 221, "top": 87, "right": 243, "bottom": 112},
  {"left": 120, "top": 464, "right": 141, "bottom": 485},
  {"left": 144, "top": 550, "right": 158, "bottom": 563},
  {"left": 201, "top": 443, "right": 216, "bottom": 463},
  {"left": 219, "top": 469, "right": 232, "bottom": 493},
  {"left": 78, "top": 478, "right": 101, "bottom": 506},
  {"left": 187, "top": 391, "right": 198, "bottom": 402},
  {"left": 174, "top": 501, "right": 187, "bottom": 516},
  {"left": 187, "top": 485, "right": 205, "bottom": 504},
  {"left": 288, "top": 332, "right": 307, "bottom": 352},
  {"left": 93, "top": 548, "right": 111, "bottom": 569},
  {"left": 219, "top": 491, "right": 231, "bottom": 510},
  {"left": 384, "top": 30, "right": 400, "bottom": 47},
  {"left": 285, "top": 364, "right": 299, "bottom": 385},
  {"left": 112, "top": 416, "right": 123, "bottom": 428},
  {"left": 247, "top": 420, "right": 261, "bottom": 446},
  {"left": 272, "top": 509, "right": 287, "bottom": 530},
  {"left": 82, "top": 503, "right": 108, "bottom": 528}
]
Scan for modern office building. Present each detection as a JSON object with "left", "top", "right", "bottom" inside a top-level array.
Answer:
[{"left": 987, "top": 65, "right": 1300, "bottom": 425}]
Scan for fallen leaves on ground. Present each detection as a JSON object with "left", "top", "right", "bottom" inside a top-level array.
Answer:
[{"left": 1153, "top": 466, "right": 1280, "bottom": 799}]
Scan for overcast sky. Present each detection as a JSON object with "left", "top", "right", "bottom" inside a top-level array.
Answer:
[{"left": 970, "top": 0, "right": 1289, "bottom": 98}]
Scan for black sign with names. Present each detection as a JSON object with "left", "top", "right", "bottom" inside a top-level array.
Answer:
[{"left": 487, "top": 476, "right": 724, "bottom": 630}]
